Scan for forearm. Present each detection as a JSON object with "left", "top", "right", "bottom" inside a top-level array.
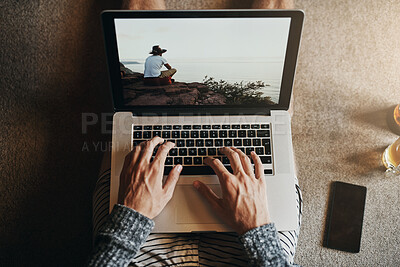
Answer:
[
  {"left": 239, "top": 223, "right": 299, "bottom": 267},
  {"left": 88, "top": 204, "right": 154, "bottom": 267}
]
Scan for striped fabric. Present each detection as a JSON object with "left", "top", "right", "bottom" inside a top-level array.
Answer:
[{"left": 92, "top": 170, "right": 302, "bottom": 266}]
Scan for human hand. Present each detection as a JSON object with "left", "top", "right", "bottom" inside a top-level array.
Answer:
[
  {"left": 193, "top": 147, "right": 271, "bottom": 235},
  {"left": 118, "top": 136, "right": 182, "bottom": 219}
]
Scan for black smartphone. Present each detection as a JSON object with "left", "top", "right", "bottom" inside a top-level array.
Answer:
[{"left": 324, "top": 181, "right": 367, "bottom": 253}]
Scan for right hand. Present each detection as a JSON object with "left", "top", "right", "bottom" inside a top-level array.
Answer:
[{"left": 193, "top": 147, "right": 271, "bottom": 235}]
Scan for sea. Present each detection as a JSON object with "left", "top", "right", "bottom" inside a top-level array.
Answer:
[{"left": 123, "top": 59, "right": 283, "bottom": 104}]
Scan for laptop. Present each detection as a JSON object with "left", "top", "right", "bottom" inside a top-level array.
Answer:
[{"left": 101, "top": 10, "right": 304, "bottom": 232}]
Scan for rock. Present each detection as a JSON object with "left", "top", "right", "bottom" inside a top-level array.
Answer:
[{"left": 122, "top": 71, "right": 226, "bottom": 106}]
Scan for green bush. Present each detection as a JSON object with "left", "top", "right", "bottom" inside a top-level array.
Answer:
[{"left": 202, "top": 76, "right": 275, "bottom": 105}]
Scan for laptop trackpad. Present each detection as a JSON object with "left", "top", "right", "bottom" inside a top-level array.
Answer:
[{"left": 175, "top": 185, "right": 224, "bottom": 224}]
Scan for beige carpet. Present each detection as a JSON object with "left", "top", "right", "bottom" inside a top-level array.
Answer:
[{"left": 1, "top": 0, "right": 399, "bottom": 265}]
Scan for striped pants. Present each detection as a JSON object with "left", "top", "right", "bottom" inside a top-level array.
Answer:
[{"left": 93, "top": 164, "right": 302, "bottom": 266}]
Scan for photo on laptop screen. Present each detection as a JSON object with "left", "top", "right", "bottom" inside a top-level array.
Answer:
[{"left": 114, "top": 17, "right": 291, "bottom": 106}]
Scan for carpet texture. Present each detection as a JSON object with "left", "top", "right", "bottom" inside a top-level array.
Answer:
[{"left": 0, "top": 0, "right": 399, "bottom": 266}]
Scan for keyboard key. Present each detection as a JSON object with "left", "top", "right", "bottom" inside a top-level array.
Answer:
[
  {"left": 194, "top": 157, "right": 202, "bottom": 165},
  {"left": 183, "top": 125, "right": 191, "bottom": 129},
  {"left": 153, "top": 131, "right": 161, "bottom": 137},
  {"left": 196, "top": 139, "right": 204, "bottom": 147},
  {"left": 153, "top": 125, "right": 162, "bottom": 130},
  {"left": 234, "top": 139, "right": 242, "bottom": 146},
  {"left": 174, "top": 157, "right": 183, "bottom": 165},
  {"left": 181, "top": 131, "right": 190, "bottom": 138},
  {"left": 224, "top": 139, "right": 233, "bottom": 146},
  {"left": 193, "top": 125, "right": 201, "bottom": 129},
  {"left": 208, "top": 148, "right": 217, "bottom": 156},
  {"left": 257, "top": 130, "right": 270, "bottom": 137},
  {"left": 222, "top": 125, "right": 230, "bottom": 129},
  {"left": 188, "top": 148, "right": 197, "bottom": 156},
  {"left": 198, "top": 148, "right": 207, "bottom": 156},
  {"left": 179, "top": 148, "right": 188, "bottom": 156},
  {"left": 133, "top": 131, "right": 142, "bottom": 139},
  {"left": 186, "top": 139, "right": 195, "bottom": 147},
  {"left": 247, "top": 130, "right": 256, "bottom": 137},
  {"left": 260, "top": 156, "right": 272, "bottom": 164},
  {"left": 191, "top": 131, "right": 199, "bottom": 138},
  {"left": 246, "top": 147, "right": 255, "bottom": 155},
  {"left": 202, "top": 125, "right": 211, "bottom": 129},
  {"left": 255, "top": 147, "right": 264, "bottom": 155},
  {"left": 165, "top": 157, "right": 173, "bottom": 165},
  {"left": 243, "top": 139, "right": 251, "bottom": 146},
  {"left": 167, "top": 139, "right": 176, "bottom": 144},
  {"left": 228, "top": 130, "right": 237, "bottom": 138},
  {"left": 163, "top": 125, "right": 172, "bottom": 130},
  {"left": 200, "top": 131, "right": 209, "bottom": 138},
  {"left": 241, "top": 124, "right": 250, "bottom": 129},
  {"left": 212, "top": 125, "right": 221, "bottom": 129},
  {"left": 172, "top": 131, "right": 180, "bottom": 138},
  {"left": 184, "top": 157, "right": 193, "bottom": 165},
  {"left": 205, "top": 139, "right": 214, "bottom": 147},
  {"left": 162, "top": 131, "right": 171, "bottom": 138},
  {"left": 238, "top": 147, "right": 245, "bottom": 153},
  {"left": 144, "top": 125, "right": 152, "bottom": 130},
  {"left": 262, "top": 139, "right": 271, "bottom": 154},
  {"left": 143, "top": 131, "right": 151, "bottom": 138},
  {"left": 261, "top": 124, "right": 269, "bottom": 129},
  {"left": 169, "top": 148, "right": 178, "bottom": 156},
  {"left": 133, "top": 125, "right": 142, "bottom": 130},
  {"left": 253, "top": 139, "right": 261, "bottom": 146},
  {"left": 215, "top": 139, "right": 223, "bottom": 146},
  {"left": 251, "top": 124, "right": 260, "bottom": 129},
  {"left": 164, "top": 165, "right": 233, "bottom": 175},
  {"left": 173, "top": 125, "right": 182, "bottom": 130},
  {"left": 214, "top": 156, "right": 222, "bottom": 162},
  {"left": 210, "top": 130, "right": 218, "bottom": 138},
  {"left": 238, "top": 130, "right": 246, "bottom": 137},
  {"left": 219, "top": 130, "right": 227, "bottom": 138},
  {"left": 264, "top": 169, "right": 273, "bottom": 175},
  {"left": 217, "top": 148, "right": 224, "bottom": 156},
  {"left": 232, "top": 125, "right": 240, "bottom": 129},
  {"left": 133, "top": 140, "right": 144, "bottom": 146},
  {"left": 177, "top": 140, "right": 185, "bottom": 147},
  {"left": 222, "top": 157, "right": 230, "bottom": 165}
]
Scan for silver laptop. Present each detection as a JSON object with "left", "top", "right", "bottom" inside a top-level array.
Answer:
[{"left": 101, "top": 10, "right": 304, "bottom": 232}]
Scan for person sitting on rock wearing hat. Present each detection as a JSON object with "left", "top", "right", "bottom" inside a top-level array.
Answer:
[{"left": 144, "top": 45, "right": 177, "bottom": 84}]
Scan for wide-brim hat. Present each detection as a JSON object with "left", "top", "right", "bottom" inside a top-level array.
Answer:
[{"left": 150, "top": 45, "right": 167, "bottom": 55}]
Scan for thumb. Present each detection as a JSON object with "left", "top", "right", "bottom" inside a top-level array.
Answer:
[
  {"left": 163, "top": 164, "right": 182, "bottom": 197},
  {"left": 193, "top": 180, "right": 221, "bottom": 212}
]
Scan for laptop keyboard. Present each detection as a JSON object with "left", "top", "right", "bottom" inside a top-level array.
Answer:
[{"left": 132, "top": 124, "right": 273, "bottom": 175}]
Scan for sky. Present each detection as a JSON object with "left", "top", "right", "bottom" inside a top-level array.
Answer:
[{"left": 115, "top": 17, "right": 291, "bottom": 63}]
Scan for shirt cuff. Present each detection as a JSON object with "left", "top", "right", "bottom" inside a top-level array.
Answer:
[
  {"left": 101, "top": 204, "right": 155, "bottom": 247},
  {"left": 239, "top": 223, "right": 285, "bottom": 266}
]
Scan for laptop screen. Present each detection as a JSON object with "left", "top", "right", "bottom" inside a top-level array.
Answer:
[{"left": 102, "top": 11, "right": 303, "bottom": 113}]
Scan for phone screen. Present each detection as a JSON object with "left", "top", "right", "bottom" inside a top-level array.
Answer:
[{"left": 324, "top": 181, "right": 367, "bottom": 253}]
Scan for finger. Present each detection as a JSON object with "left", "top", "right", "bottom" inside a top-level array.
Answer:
[
  {"left": 153, "top": 141, "right": 175, "bottom": 167},
  {"left": 219, "top": 147, "right": 244, "bottom": 174},
  {"left": 163, "top": 164, "right": 183, "bottom": 197},
  {"left": 140, "top": 136, "right": 164, "bottom": 162},
  {"left": 130, "top": 143, "right": 143, "bottom": 165},
  {"left": 203, "top": 157, "right": 230, "bottom": 182},
  {"left": 193, "top": 180, "right": 222, "bottom": 212},
  {"left": 251, "top": 151, "right": 264, "bottom": 180},
  {"left": 232, "top": 147, "right": 253, "bottom": 176}
]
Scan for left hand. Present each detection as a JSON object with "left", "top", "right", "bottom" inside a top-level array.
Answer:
[{"left": 118, "top": 136, "right": 182, "bottom": 219}]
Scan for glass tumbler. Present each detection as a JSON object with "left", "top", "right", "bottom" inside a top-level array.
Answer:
[{"left": 382, "top": 137, "right": 400, "bottom": 175}]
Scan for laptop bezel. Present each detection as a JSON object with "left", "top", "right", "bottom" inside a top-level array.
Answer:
[{"left": 101, "top": 10, "right": 304, "bottom": 115}]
